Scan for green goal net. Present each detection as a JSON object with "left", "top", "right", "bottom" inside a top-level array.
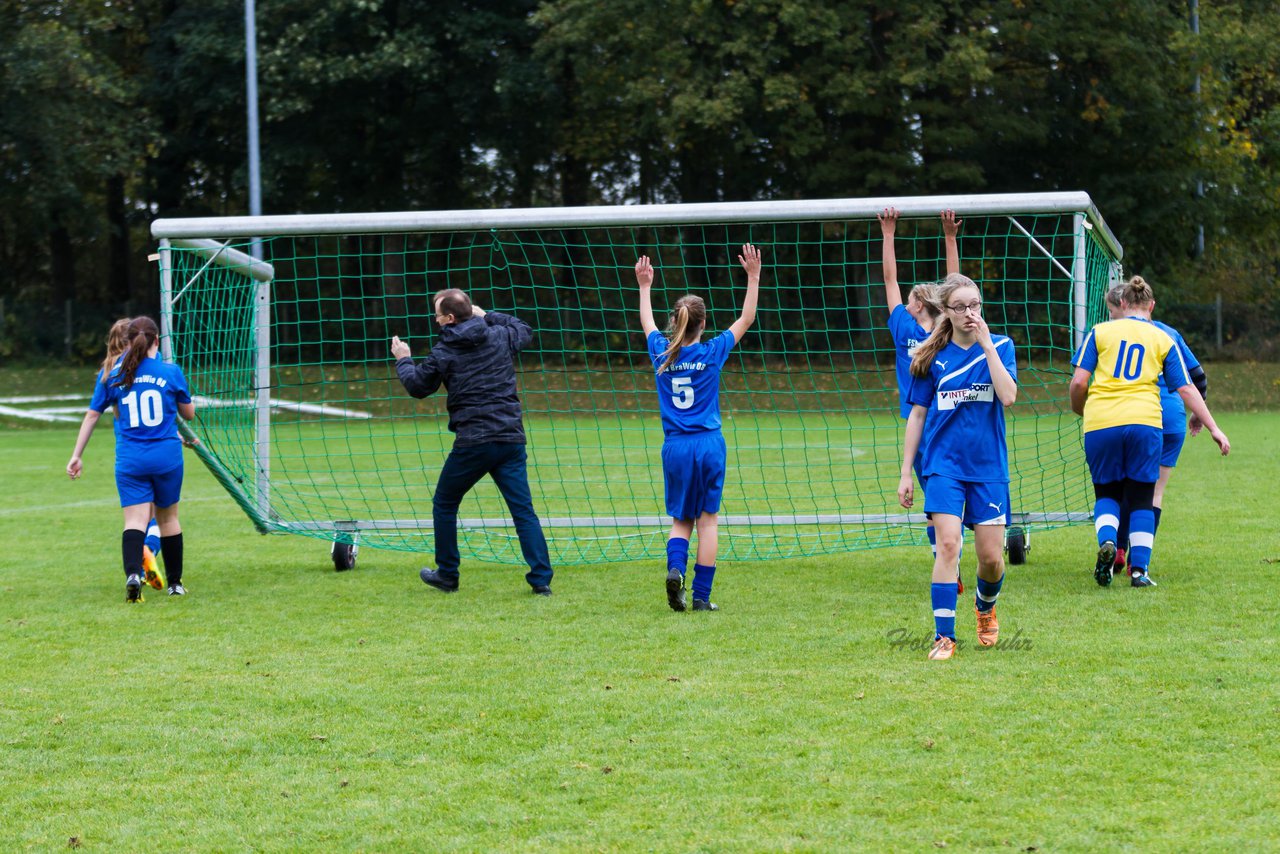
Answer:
[{"left": 153, "top": 194, "right": 1122, "bottom": 567}]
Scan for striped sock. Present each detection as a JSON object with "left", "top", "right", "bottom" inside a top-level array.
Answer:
[
  {"left": 1094, "top": 497, "right": 1120, "bottom": 546},
  {"left": 666, "top": 537, "right": 689, "bottom": 578},
  {"left": 931, "top": 582, "right": 958, "bottom": 640},
  {"left": 927, "top": 525, "right": 937, "bottom": 562},
  {"left": 1128, "top": 509, "right": 1155, "bottom": 572},
  {"left": 975, "top": 573, "right": 1004, "bottom": 613},
  {"left": 145, "top": 519, "right": 162, "bottom": 557}
]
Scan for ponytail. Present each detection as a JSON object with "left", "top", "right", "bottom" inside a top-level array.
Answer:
[
  {"left": 1121, "top": 275, "right": 1154, "bottom": 308},
  {"left": 908, "top": 273, "right": 977, "bottom": 378},
  {"left": 910, "top": 316, "right": 956, "bottom": 378},
  {"left": 101, "top": 317, "right": 132, "bottom": 380},
  {"left": 658, "top": 295, "right": 707, "bottom": 374},
  {"left": 113, "top": 316, "right": 160, "bottom": 389}
]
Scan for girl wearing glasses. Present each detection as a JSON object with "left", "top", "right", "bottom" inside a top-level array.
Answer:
[
  {"left": 635, "top": 245, "right": 761, "bottom": 613},
  {"left": 879, "top": 207, "right": 963, "bottom": 590},
  {"left": 1069, "top": 276, "right": 1228, "bottom": 588},
  {"left": 897, "top": 274, "right": 1018, "bottom": 660}
]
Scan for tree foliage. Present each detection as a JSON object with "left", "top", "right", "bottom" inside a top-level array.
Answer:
[{"left": 1, "top": 0, "right": 1277, "bottom": 354}]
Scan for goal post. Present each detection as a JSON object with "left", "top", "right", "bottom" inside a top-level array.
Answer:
[{"left": 152, "top": 193, "right": 1123, "bottom": 566}]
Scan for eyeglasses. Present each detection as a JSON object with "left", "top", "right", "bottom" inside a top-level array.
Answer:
[{"left": 946, "top": 301, "right": 983, "bottom": 315}]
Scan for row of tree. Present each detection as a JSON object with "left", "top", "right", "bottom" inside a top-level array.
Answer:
[{"left": 2, "top": 0, "right": 1277, "bottom": 359}]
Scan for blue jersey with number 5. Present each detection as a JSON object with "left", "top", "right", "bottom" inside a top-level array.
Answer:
[
  {"left": 89, "top": 356, "right": 192, "bottom": 472},
  {"left": 647, "top": 329, "right": 736, "bottom": 436}
]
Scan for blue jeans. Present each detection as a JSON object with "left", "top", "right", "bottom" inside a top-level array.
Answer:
[{"left": 432, "top": 442, "right": 553, "bottom": 587}]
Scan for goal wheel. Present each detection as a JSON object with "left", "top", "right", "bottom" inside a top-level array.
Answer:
[
  {"left": 332, "top": 541, "right": 358, "bottom": 571},
  {"left": 1005, "top": 526, "right": 1028, "bottom": 565}
]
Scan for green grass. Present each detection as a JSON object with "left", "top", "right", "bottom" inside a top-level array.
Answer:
[{"left": 2, "top": 404, "right": 1278, "bottom": 849}]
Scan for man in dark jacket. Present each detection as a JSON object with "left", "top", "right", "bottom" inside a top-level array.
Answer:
[{"left": 391, "top": 288, "right": 553, "bottom": 595}]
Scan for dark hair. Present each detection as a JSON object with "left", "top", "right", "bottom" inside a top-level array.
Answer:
[
  {"left": 434, "top": 288, "right": 473, "bottom": 322},
  {"left": 909, "top": 274, "right": 979, "bottom": 378},
  {"left": 113, "top": 316, "right": 160, "bottom": 388},
  {"left": 658, "top": 294, "right": 707, "bottom": 374}
]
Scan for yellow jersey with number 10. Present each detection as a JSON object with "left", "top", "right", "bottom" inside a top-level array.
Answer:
[{"left": 1072, "top": 317, "right": 1189, "bottom": 434}]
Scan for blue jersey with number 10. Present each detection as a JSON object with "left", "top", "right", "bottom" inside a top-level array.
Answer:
[
  {"left": 89, "top": 356, "right": 192, "bottom": 472},
  {"left": 647, "top": 329, "right": 736, "bottom": 436}
]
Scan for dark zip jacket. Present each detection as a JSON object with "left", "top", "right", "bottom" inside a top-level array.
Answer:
[{"left": 395, "top": 312, "right": 533, "bottom": 446}]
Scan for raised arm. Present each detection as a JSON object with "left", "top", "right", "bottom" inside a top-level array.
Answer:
[
  {"left": 878, "top": 207, "right": 902, "bottom": 314},
  {"left": 391, "top": 335, "right": 444, "bottom": 399},
  {"left": 726, "top": 243, "right": 761, "bottom": 344},
  {"left": 941, "top": 209, "right": 962, "bottom": 275},
  {"left": 635, "top": 255, "right": 659, "bottom": 336}
]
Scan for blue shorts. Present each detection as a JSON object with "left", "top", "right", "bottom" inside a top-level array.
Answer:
[
  {"left": 923, "top": 474, "right": 1010, "bottom": 527},
  {"left": 1085, "top": 424, "right": 1161, "bottom": 484},
  {"left": 116, "top": 463, "right": 183, "bottom": 508},
  {"left": 661, "top": 432, "right": 727, "bottom": 521},
  {"left": 1161, "top": 431, "right": 1186, "bottom": 468}
]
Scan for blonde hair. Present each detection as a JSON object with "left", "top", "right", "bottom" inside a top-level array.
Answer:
[
  {"left": 1105, "top": 284, "right": 1125, "bottom": 309},
  {"left": 101, "top": 317, "right": 132, "bottom": 379},
  {"left": 657, "top": 294, "right": 707, "bottom": 374},
  {"left": 909, "top": 282, "right": 944, "bottom": 320},
  {"left": 1121, "top": 275, "right": 1154, "bottom": 308},
  {"left": 909, "top": 273, "right": 980, "bottom": 378}
]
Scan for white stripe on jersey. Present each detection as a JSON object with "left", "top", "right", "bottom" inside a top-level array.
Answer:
[
  {"left": 1073, "top": 329, "right": 1096, "bottom": 368},
  {"left": 938, "top": 336, "right": 1012, "bottom": 387}
]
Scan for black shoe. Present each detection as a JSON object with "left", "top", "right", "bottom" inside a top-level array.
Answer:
[
  {"left": 419, "top": 568, "right": 459, "bottom": 592},
  {"left": 1094, "top": 541, "right": 1117, "bottom": 587},
  {"left": 1130, "top": 569, "right": 1157, "bottom": 588},
  {"left": 691, "top": 598, "right": 718, "bottom": 612},
  {"left": 531, "top": 585, "right": 552, "bottom": 596},
  {"left": 125, "top": 573, "right": 142, "bottom": 603},
  {"left": 666, "top": 568, "right": 687, "bottom": 612}
]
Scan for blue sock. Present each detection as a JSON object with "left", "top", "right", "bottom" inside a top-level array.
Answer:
[
  {"left": 145, "top": 519, "right": 162, "bottom": 556},
  {"left": 931, "top": 582, "right": 958, "bottom": 640},
  {"left": 1128, "top": 509, "right": 1155, "bottom": 573},
  {"left": 927, "top": 525, "right": 937, "bottom": 562},
  {"left": 1094, "top": 497, "right": 1120, "bottom": 546},
  {"left": 1115, "top": 499, "right": 1130, "bottom": 551},
  {"left": 692, "top": 563, "right": 716, "bottom": 601},
  {"left": 975, "top": 573, "right": 1004, "bottom": 613},
  {"left": 1152, "top": 506, "right": 1162, "bottom": 535},
  {"left": 666, "top": 537, "right": 689, "bottom": 577}
]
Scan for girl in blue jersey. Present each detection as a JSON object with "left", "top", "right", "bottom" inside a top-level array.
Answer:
[
  {"left": 879, "top": 207, "right": 962, "bottom": 589},
  {"left": 1070, "top": 277, "right": 1228, "bottom": 589},
  {"left": 897, "top": 274, "right": 1018, "bottom": 660},
  {"left": 67, "top": 316, "right": 195, "bottom": 602},
  {"left": 635, "top": 245, "right": 761, "bottom": 612},
  {"left": 76, "top": 317, "right": 167, "bottom": 590},
  {"left": 1103, "top": 283, "right": 1210, "bottom": 576}
]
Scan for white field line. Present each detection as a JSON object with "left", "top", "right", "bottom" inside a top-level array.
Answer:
[
  {"left": 0, "top": 403, "right": 80, "bottom": 423},
  {"left": 0, "top": 394, "right": 370, "bottom": 422},
  {"left": 0, "top": 394, "right": 88, "bottom": 403},
  {"left": 0, "top": 494, "right": 223, "bottom": 517}
]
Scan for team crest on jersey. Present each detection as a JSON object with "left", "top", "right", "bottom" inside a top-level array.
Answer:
[
  {"left": 936, "top": 383, "right": 994, "bottom": 410},
  {"left": 906, "top": 338, "right": 922, "bottom": 357}
]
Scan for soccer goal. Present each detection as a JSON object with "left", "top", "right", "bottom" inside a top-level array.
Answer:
[{"left": 151, "top": 192, "right": 1122, "bottom": 569}]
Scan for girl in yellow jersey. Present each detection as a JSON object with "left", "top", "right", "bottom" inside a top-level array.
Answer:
[{"left": 1069, "top": 277, "right": 1229, "bottom": 588}]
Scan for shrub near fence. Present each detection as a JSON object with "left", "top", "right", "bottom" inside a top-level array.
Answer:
[{"left": 0, "top": 299, "right": 158, "bottom": 364}]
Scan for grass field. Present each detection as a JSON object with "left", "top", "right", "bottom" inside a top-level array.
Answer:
[{"left": 2, "top": 369, "right": 1279, "bottom": 850}]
